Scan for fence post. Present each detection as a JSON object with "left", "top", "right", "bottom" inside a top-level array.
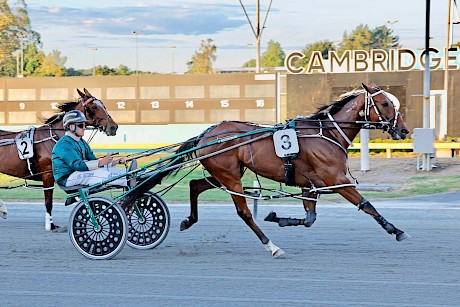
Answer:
[{"left": 252, "top": 180, "right": 260, "bottom": 219}]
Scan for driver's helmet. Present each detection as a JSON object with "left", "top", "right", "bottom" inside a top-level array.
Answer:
[{"left": 63, "top": 110, "right": 88, "bottom": 130}]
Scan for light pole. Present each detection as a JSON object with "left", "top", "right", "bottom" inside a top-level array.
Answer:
[
  {"left": 247, "top": 43, "right": 253, "bottom": 68},
  {"left": 386, "top": 20, "right": 398, "bottom": 46},
  {"left": 171, "top": 45, "right": 176, "bottom": 73},
  {"left": 132, "top": 31, "right": 141, "bottom": 75},
  {"left": 18, "top": 33, "right": 25, "bottom": 76},
  {"left": 13, "top": 51, "right": 20, "bottom": 77},
  {"left": 91, "top": 48, "right": 98, "bottom": 76}
]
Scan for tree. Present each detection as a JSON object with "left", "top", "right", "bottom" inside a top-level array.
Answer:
[
  {"left": 0, "top": 0, "right": 41, "bottom": 76},
  {"left": 339, "top": 24, "right": 400, "bottom": 53},
  {"left": 95, "top": 65, "right": 117, "bottom": 76},
  {"left": 371, "top": 25, "right": 400, "bottom": 49},
  {"left": 23, "top": 43, "right": 43, "bottom": 76},
  {"left": 186, "top": 38, "right": 217, "bottom": 74},
  {"left": 64, "top": 67, "right": 84, "bottom": 76},
  {"left": 243, "top": 59, "right": 256, "bottom": 68},
  {"left": 115, "top": 64, "right": 132, "bottom": 76},
  {"left": 294, "top": 40, "right": 335, "bottom": 69},
  {"left": 261, "top": 39, "right": 285, "bottom": 69},
  {"left": 34, "top": 50, "right": 67, "bottom": 77}
]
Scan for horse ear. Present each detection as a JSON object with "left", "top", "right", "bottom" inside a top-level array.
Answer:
[
  {"left": 84, "top": 88, "right": 92, "bottom": 96},
  {"left": 361, "top": 83, "right": 371, "bottom": 93},
  {"left": 77, "top": 88, "right": 85, "bottom": 98}
]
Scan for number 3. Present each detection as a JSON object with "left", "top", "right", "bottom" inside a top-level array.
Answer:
[{"left": 280, "top": 134, "right": 291, "bottom": 150}]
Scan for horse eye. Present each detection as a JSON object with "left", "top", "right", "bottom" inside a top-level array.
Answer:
[
  {"left": 382, "top": 102, "right": 389, "bottom": 107},
  {"left": 92, "top": 105, "right": 98, "bottom": 110}
]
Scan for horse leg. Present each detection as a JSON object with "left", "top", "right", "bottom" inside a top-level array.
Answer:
[
  {"left": 337, "top": 185, "right": 410, "bottom": 241},
  {"left": 180, "top": 177, "right": 217, "bottom": 231},
  {"left": 42, "top": 174, "right": 67, "bottom": 232},
  {"left": 230, "top": 191, "right": 285, "bottom": 258},
  {"left": 0, "top": 199, "right": 7, "bottom": 219},
  {"left": 302, "top": 189, "right": 318, "bottom": 227},
  {"left": 264, "top": 189, "right": 317, "bottom": 228}
]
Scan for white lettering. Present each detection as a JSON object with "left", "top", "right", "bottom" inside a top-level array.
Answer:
[
  {"left": 151, "top": 101, "right": 160, "bottom": 108},
  {"left": 116, "top": 101, "right": 126, "bottom": 109},
  {"left": 285, "top": 48, "right": 460, "bottom": 74},
  {"left": 185, "top": 100, "right": 194, "bottom": 108},
  {"left": 220, "top": 99, "right": 229, "bottom": 108}
]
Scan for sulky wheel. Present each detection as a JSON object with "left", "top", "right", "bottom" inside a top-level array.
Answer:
[
  {"left": 69, "top": 197, "right": 128, "bottom": 260},
  {"left": 125, "top": 192, "right": 170, "bottom": 250}
]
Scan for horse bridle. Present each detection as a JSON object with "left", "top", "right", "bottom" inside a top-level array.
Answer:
[
  {"left": 81, "top": 96, "right": 111, "bottom": 134},
  {"left": 362, "top": 89, "right": 401, "bottom": 134}
]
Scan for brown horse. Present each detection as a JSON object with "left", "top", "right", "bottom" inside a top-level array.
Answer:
[
  {"left": 142, "top": 83, "right": 410, "bottom": 257},
  {"left": 0, "top": 89, "right": 118, "bottom": 231}
]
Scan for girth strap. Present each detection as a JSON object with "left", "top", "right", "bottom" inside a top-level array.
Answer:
[{"left": 282, "top": 156, "right": 296, "bottom": 186}]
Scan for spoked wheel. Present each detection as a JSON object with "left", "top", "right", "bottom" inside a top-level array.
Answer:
[
  {"left": 125, "top": 192, "right": 170, "bottom": 250},
  {"left": 69, "top": 197, "right": 128, "bottom": 260}
]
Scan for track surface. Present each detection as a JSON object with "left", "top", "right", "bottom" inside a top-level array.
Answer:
[{"left": 1, "top": 193, "right": 460, "bottom": 306}]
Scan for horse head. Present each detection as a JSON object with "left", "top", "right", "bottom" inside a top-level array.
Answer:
[
  {"left": 76, "top": 88, "right": 118, "bottom": 136},
  {"left": 361, "top": 83, "right": 409, "bottom": 140}
]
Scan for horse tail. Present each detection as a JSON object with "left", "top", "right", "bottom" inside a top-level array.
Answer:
[
  {"left": 133, "top": 136, "right": 200, "bottom": 196},
  {"left": 175, "top": 136, "right": 200, "bottom": 161}
]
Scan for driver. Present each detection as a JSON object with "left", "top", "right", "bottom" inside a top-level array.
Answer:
[{"left": 52, "top": 110, "right": 128, "bottom": 188}]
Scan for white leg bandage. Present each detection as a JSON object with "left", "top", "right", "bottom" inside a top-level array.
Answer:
[
  {"left": 0, "top": 199, "right": 7, "bottom": 219},
  {"left": 263, "top": 240, "right": 286, "bottom": 258},
  {"left": 45, "top": 212, "right": 52, "bottom": 231}
]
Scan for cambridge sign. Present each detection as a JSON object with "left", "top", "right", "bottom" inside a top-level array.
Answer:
[{"left": 284, "top": 47, "right": 460, "bottom": 74}]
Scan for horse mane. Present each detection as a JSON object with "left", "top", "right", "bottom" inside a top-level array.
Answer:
[
  {"left": 306, "top": 89, "right": 370, "bottom": 120},
  {"left": 42, "top": 100, "right": 80, "bottom": 124}
]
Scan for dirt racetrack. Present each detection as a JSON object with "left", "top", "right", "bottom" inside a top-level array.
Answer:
[
  {"left": 345, "top": 156, "right": 460, "bottom": 195},
  {"left": 1, "top": 156, "right": 459, "bottom": 306}
]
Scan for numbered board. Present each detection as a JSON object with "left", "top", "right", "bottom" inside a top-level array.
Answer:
[{"left": 273, "top": 129, "right": 299, "bottom": 158}]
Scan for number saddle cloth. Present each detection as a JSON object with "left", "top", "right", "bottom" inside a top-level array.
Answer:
[{"left": 15, "top": 128, "right": 36, "bottom": 160}]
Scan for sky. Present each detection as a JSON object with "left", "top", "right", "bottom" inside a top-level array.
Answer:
[{"left": 20, "top": 0, "right": 458, "bottom": 73}]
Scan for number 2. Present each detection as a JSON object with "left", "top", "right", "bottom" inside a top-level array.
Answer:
[{"left": 20, "top": 140, "right": 30, "bottom": 155}]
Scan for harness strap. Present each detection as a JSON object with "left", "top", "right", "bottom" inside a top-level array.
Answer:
[
  {"left": 327, "top": 113, "right": 354, "bottom": 147},
  {"left": 82, "top": 97, "right": 95, "bottom": 106},
  {"left": 282, "top": 156, "right": 296, "bottom": 186}
]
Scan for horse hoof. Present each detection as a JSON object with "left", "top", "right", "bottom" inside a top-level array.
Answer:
[
  {"left": 396, "top": 232, "right": 411, "bottom": 241},
  {"left": 273, "top": 248, "right": 286, "bottom": 258},
  {"left": 264, "top": 211, "right": 277, "bottom": 222},
  {"left": 180, "top": 220, "right": 188, "bottom": 231},
  {"left": 0, "top": 201, "right": 7, "bottom": 219}
]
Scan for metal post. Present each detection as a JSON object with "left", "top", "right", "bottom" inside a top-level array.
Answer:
[
  {"left": 252, "top": 180, "right": 260, "bottom": 219},
  {"left": 247, "top": 43, "right": 253, "bottom": 67},
  {"left": 443, "top": 0, "right": 452, "bottom": 140},
  {"left": 256, "top": 0, "right": 261, "bottom": 73},
  {"left": 422, "top": 0, "right": 432, "bottom": 170},
  {"left": 171, "top": 45, "right": 176, "bottom": 73},
  {"left": 132, "top": 31, "right": 140, "bottom": 75},
  {"left": 15, "top": 52, "right": 19, "bottom": 77},
  {"left": 360, "top": 129, "right": 370, "bottom": 171},
  {"left": 423, "top": 0, "right": 431, "bottom": 129},
  {"left": 20, "top": 38, "right": 23, "bottom": 75},
  {"left": 91, "top": 48, "right": 98, "bottom": 76}
]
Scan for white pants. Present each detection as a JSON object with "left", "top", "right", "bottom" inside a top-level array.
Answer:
[{"left": 65, "top": 166, "right": 127, "bottom": 187}]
